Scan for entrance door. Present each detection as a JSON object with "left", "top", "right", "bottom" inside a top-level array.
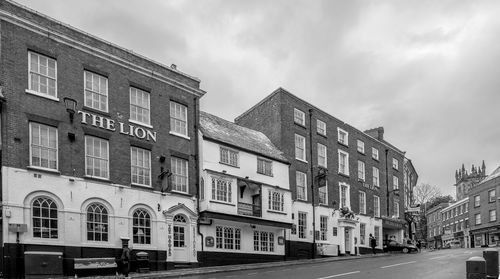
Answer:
[
  {"left": 345, "top": 229, "right": 351, "bottom": 254},
  {"left": 173, "top": 215, "right": 189, "bottom": 262}
]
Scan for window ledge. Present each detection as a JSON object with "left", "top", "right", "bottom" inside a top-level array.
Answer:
[
  {"left": 25, "top": 89, "right": 59, "bottom": 102},
  {"left": 295, "top": 158, "right": 308, "bottom": 164},
  {"left": 267, "top": 209, "right": 287, "bottom": 215},
  {"left": 169, "top": 131, "right": 190, "bottom": 140},
  {"left": 337, "top": 141, "right": 349, "bottom": 148},
  {"left": 294, "top": 122, "right": 307, "bottom": 129},
  {"left": 372, "top": 157, "right": 380, "bottom": 162},
  {"left": 338, "top": 172, "right": 350, "bottom": 178},
  {"left": 27, "top": 166, "right": 61, "bottom": 175},
  {"left": 209, "top": 200, "right": 235, "bottom": 206},
  {"left": 131, "top": 183, "right": 153, "bottom": 189},
  {"left": 170, "top": 190, "right": 192, "bottom": 197},
  {"left": 82, "top": 106, "right": 110, "bottom": 116},
  {"left": 357, "top": 150, "right": 365, "bottom": 156},
  {"left": 219, "top": 162, "right": 239, "bottom": 168},
  {"left": 129, "top": 119, "right": 153, "bottom": 129},
  {"left": 317, "top": 132, "right": 327, "bottom": 138},
  {"left": 83, "top": 175, "right": 112, "bottom": 183}
]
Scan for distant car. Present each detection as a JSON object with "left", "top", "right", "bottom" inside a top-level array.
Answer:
[{"left": 383, "top": 240, "right": 419, "bottom": 253}]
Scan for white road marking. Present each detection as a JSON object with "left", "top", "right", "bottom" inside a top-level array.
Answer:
[
  {"left": 316, "top": 271, "right": 361, "bottom": 279},
  {"left": 430, "top": 255, "right": 447, "bottom": 260},
  {"left": 380, "top": 261, "right": 416, "bottom": 269}
]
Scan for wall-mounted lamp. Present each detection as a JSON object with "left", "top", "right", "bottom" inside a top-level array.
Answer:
[
  {"left": 250, "top": 224, "right": 256, "bottom": 229},
  {"left": 63, "top": 97, "right": 77, "bottom": 123},
  {"left": 159, "top": 155, "right": 166, "bottom": 163}
]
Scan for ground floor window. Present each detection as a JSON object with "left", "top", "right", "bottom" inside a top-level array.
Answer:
[
  {"left": 254, "top": 231, "right": 275, "bottom": 252},
  {"left": 360, "top": 223, "right": 366, "bottom": 245},
  {"left": 216, "top": 226, "right": 241, "bottom": 250},
  {"left": 320, "top": 216, "right": 328, "bottom": 241}
]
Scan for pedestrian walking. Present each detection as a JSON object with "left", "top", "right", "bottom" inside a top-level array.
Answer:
[
  {"left": 369, "top": 233, "right": 377, "bottom": 255},
  {"left": 121, "top": 242, "right": 131, "bottom": 278},
  {"left": 416, "top": 240, "right": 422, "bottom": 252}
]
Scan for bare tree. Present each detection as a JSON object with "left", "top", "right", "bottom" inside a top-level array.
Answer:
[{"left": 413, "top": 183, "right": 441, "bottom": 206}]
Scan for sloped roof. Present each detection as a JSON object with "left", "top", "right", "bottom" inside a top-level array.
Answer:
[
  {"left": 200, "top": 111, "right": 288, "bottom": 163},
  {"left": 480, "top": 166, "right": 500, "bottom": 184}
]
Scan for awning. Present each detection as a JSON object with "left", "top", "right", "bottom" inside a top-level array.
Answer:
[{"left": 381, "top": 217, "right": 406, "bottom": 230}]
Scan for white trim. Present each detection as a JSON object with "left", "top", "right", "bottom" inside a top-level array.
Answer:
[
  {"left": 339, "top": 182, "right": 350, "bottom": 209},
  {"left": 128, "top": 119, "right": 153, "bottom": 129},
  {"left": 317, "top": 143, "right": 327, "bottom": 168},
  {"left": 25, "top": 89, "right": 60, "bottom": 102},
  {"left": 169, "top": 131, "right": 191, "bottom": 140},
  {"left": 294, "top": 134, "right": 306, "bottom": 161},
  {"left": 29, "top": 122, "right": 59, "bottom": 171},
  {"left": 338, "top": 149, "right": 349, "bottom": 176},
  {"left": 337, "top": 127, "right": 349, "bottom": 145},
  {"left": 294, "top": 108, "right": 306, "bottom": 126}
]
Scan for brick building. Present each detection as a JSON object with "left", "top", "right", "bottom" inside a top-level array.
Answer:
[
  {"left": 441, "top": 198, "right": 469, "bottom": 248},
  {"left": 403, "top": 158, "right": 419, "bottom": 240},
  {"left": 235, "top": 88, "right": 408, "bottom": 258},
  {"left": 469, "top": 166, "right": 500, "bottom": 247},
  {"left": 0, "top": 1, "right": 205, "bottom": 277},
  {"left": 197, "top": 112, "right": 292, "bottom": 266}
]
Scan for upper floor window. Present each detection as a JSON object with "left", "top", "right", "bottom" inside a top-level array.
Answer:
[
  {"left": 489, "top": 189, "right": 496, "bottom": 203},
  {"left": 29, "top": 122, "right": 58, "bottom": 170},
  {"left": 294, "top": 108, "right": 305, "bottom": 126},
  {"left": 374, "top": 195, "right": 380, "bottom": 217},
  {"left": 392, "top": 158, "right": 399, "bottom": 170},
  {"left": 32, "top": 197, "right": 58, "bottom": 239},
  {"left": 339, "top": 182, "right": 350, "bottom": 209},
  {"left": 220, "top": 147, "right": 239, "bottom": 167},
  {"left": 296, "top": 171, "right": 307, "bottom": 201},
  {"left": 372, "top": 147, "right": 379, "bottom": 160},
  {"left": 28, "top": 52, "right": 57, "bottom": 98},
  {"left": 268, "top": 190, "right": 284, "bottom": 212},
  {"left": 133, "top": 209, "right": 151, "bottom": 244},
  {"left": 357, "top": 140, "right": 365, "bottom": 154},
  {"left": 130, "top": 87, "right": 151, "bottom": 126},
  {"left": 317, "top": 143, "right": 327, "bottom": 168},
  {"left": 358, "top": 160, "right": 365, "bottom": 181},
  {"left": 319, "top": 183, "right": 327, "bottom": 205},
  {"left": 474, "top": 195, "right": 480, "bottom": 207},
  {"left": 359, "top": 191, "right": 366, "bottom": 214},
  {"left": 86, "top": 203, "right": 108, "bottom": 242},
  {"left": 337, "top": 128, "right": 348, "bottom": 146},
  {"left": 317, "top": 119, "right": 326, "bottom": 136},
  {"left": 295, "top": 134, "right": 306, "bottom": 161},
  {"left": 465, "top": 202, "right": 469, "bottom": 212},
  {"left": 84, "top": 71, "right": 108, "bottom": 112},
  {"left": 170, "top": 101, "right": 188, "bottom": 137},
  {"left": 85, "top": 136, "right": 109, "bottom": 179},
  {"left": 373, "top": 167, "right": 380, "bottom": 187},
  {"left": 490, "top": 210, "right": 497, "bottom": 222},
  {"left": 212, "top": 176, "right": 232, "bottom": 203},
  {"left": 338, "top": 150, "right": 349, "bottom": 176},
  {"left": 131, "top": 147, "right": 151, "bottom": 186},
  {"left": 393, "top": 176, "right": 399, "bottom": 190},
  {"left": 394, "top": 200, "right": 400, "bottom": 217},
  {"left": 171, "top": 157, "right": 188, "bottom": 193},
  {"left": 257, "top": 158, "right": 273, "bottom": 176},
  {"left": 475, "top": 213, "right": 481, "bottom": 225}
]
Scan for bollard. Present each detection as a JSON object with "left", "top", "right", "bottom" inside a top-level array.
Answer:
[
  {"left": 483, "top": 248, "right": 499, "bottom": 279},
  {"left": 466, "top": 256, "right": 486, "bottom": 279}
]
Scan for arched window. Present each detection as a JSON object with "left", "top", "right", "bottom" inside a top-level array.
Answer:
[
  {"left": 87, "top": 203, "right": 108, "bottom": 241},
  {"left": 173, "top": 214, "right": 187, "bottom": 223},
  {"left": 32, "top": 197, "right": 58, "bottom": 239},
  {"left": 133, "top": 209, "right": 151, "bottom": 244}
]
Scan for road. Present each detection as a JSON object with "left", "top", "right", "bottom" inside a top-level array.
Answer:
[{"left": 180, "top": 248, "right": 493, "bottom": 279}]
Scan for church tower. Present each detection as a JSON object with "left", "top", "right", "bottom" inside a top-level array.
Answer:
[{"left": 455, "top": 160, "right": 487, "bottom": 200}]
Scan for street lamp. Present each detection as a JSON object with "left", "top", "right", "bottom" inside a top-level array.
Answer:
[{"left": 63, "top": 97, "right": 77, "bottom": 123}]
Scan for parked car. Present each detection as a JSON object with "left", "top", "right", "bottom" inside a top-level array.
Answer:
[{"left": 383, "top": 240, "right": 419, "bottom": 253}]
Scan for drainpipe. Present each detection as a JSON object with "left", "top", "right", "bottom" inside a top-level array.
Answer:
[
  {"left": 194, "top": 97, "right": 204, "bottom": 252},
  {"left": 385, "top": 149, "right": 390, "bottom": 218},
  {"left": 308, "top": 109, "right": 316, "bottom": 259}
]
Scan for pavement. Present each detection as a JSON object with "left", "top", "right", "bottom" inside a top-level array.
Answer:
[{"left": 86, "top": 251, "right": 412, "bottom": 279}]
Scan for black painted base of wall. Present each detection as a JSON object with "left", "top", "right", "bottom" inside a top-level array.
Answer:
[
  {"left": 358, "top": 246, "right": 383, "bottom": 254},
  {"left": 3, "top": 243, "right": 167, "bottom": 278},
  {"left": 197, "top": 251, "right": 285, "bottom": 267},
  {"left": 285, "top": 240, "right": 314, "bottom": 260}
]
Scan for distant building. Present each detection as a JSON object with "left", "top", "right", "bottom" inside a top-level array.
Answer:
[
  {"left": 426, "top": 203, "right": 449, "bottom": 249},
  {"left": 455, "top": 161, "right": 486, "bottom": 200},
  {"left": 441, "top": 198, "right": 470, "bottom": 248},
  {"left": 469, "top": 166, "right": 500, "bottom": 247}
]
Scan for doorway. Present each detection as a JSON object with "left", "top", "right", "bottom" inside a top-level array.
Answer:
[
  {"left": 173, "top": 214, "right": 189, "bottom": 262},
  {"left": 345, "top": 229, "right": 350, "bottom": 254}
]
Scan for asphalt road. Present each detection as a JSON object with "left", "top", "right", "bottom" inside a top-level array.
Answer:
[{"left": 180, "top": 248, "right": 494, "bottom": 279}]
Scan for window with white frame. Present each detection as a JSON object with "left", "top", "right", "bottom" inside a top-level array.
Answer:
[
  {"left": 317, "top": 143, "right": 327, "bottom": 167},
  {"left": 374, "top": 225, "right": 380, "bottom": 245},
  {"left": 28, "top": 51, "right": 57, "bottom": 98},
  {"left": 171, "top": 157, "right": 188, "bottom": 193},
  {"left": 295, "top": 134, "right": 306, "bottom": 161},
  {"left": 86, "top": 203, "right": 108, "bottom": 242},
  {"left": 338, "top": 150, "right": 349, "bottom": 176},
  {"left": 294, "top": 108, "right": 305, "bottom": 126},
  {"left": 374, "top": 195, "right": 380, "bottom": 217},
  {"left": 85, "top": 136, "right": 109, "bottom": 179},
  {"left": 393, "top": 175, "right": 399, "bottom": 190},
  {"left": 475, "top": 213, "right": 481, "bottom": 225},
  {"left": 489, "top": 189, "right": 496, "bottom": 203},
  {"left": 465, "top": 202, "right": 469, "bottom": 212},
  {"left": 339, "top": 182, "right": 350, "bottom": 209},
  {"left": 373, "top": 167, "right": 380, "bottom": 187},
  {"left": 211, "top": 176, "right": 232, "bottom": 203},
  {"left": 257, "top": 158, "right": 273, "bottom": 176},
  {"left": 30, "top": 122, "right": 58, "bottom": 170},
  {"left": 130, "top": 87, "right": 150, "bottom": 126},
  {"left": 357, "top": 140, "right": 365, "bottom": 154},
  {"left": 319, "top": 184, "right": 327, "bottom": 205},
  {"left": 220, "top": 146, "right": 239, "bottom": 167},
  {"left": 372, "top": 147, "right": 379, "bottom": 160},
  {"left": 392, "top": 158, "right": 399, "bottom": 170},
  {"left": 268, "top": 190, "right": 284, "bottom": 212},
  {"left": 296, "top": 171, "right": 307, "bottom": 201},
  {"left": 394, "top": 200, "right": 400, "bottom": 217},
  {"left": 131, "top": 147, "right": 151, "bottom": 186},
  {"left": 337, "top": 128, "right": 348, "bottom": 145},
  {"left": 317, "top": 119, "right": 326, "bottom": 136},
  {"left": 359, "top": 191, "right": 366, "bottom": 214},
  {"left": 320, "top": 215, "right": 328, "bottom": 241},
  {"left": 133, "top": 209, "right": 151, "bottom": 244},
  {"left": 360, "top": 223, "right": 366, "bottom": 245},
  {"left": 298, "top": 211, "right": 307, "bottom": 239},
  {"left": 474, "top": 195, "right": 480, "bottom": 207},
  {"left": 253, "top": 231, "right": 274, "bottom": 252},
  {"left": 358, "top": 160, "right": 365, "bottom": 181},
  {"left": 84, "top": 71, "right": 108, "bottom": 112},
  {"left": 216, "top": 226, "right": 241, "bottom": 250},
  {"left": 170, "top": 101, "right": 188, "bottom": 137},
  {"left": 490, "top": 210, "right": 497, "bottom": 222},
  {"left": 32, "top": 197, "right": 58, "bottom": 239}
]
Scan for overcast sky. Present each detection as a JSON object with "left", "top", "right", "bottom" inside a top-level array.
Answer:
[{"left": 15, "top": 0, "right": 500, "bottom": 197}]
